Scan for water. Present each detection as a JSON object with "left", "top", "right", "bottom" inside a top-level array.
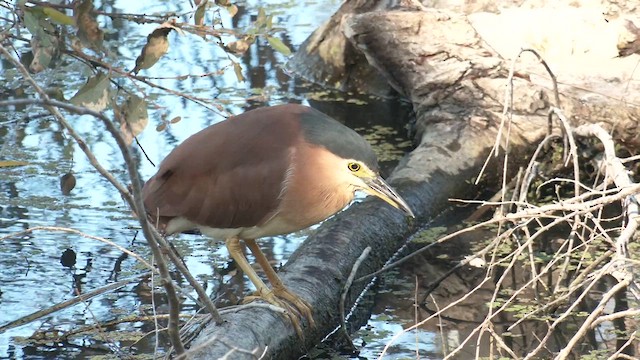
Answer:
[{"left": 0, "top": 0, "right": 424, "bottom": 358}]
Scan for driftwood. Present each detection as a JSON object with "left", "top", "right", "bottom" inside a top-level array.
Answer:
[
  {"left": 286, "top": 0, "right": 396, "bottom": 96},
  {"left": 187, "top": 2, "right": 640, "bottom": 359}
]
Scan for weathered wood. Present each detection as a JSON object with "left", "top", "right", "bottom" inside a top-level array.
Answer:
[
  {"left": 286, "top": 0, "right": 396, "bottom": 96},
  {"left": 186, "top": 4, "right": 640, "bottom": 359},
  {"left": 344, "top": 8, "right": 640, "bottom": 146}
]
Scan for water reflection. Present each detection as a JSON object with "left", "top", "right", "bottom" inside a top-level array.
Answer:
[{"left": 0, "top": 0, "right": 420, "bottom": 358}]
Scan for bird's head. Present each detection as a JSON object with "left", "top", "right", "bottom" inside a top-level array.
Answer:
[
  {"left": 300, "top": 106, "right": 415, "bottom": 218},
  {"left": 337, "top": 158, "right": 415, "bottom": 218}
]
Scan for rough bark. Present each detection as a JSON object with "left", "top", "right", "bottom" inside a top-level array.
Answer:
[
  {"left": 286, "top": 0, "right": 423, "bottom": 96},
  {"left": 186, "top": 2, "right": 640, "bottom": 359},
  {"left": 344, "top": 8, "right": 640, "bottom": 147}
]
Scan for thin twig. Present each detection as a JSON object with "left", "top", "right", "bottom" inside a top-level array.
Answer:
[
  {"left": 414, "top": 275, "right": 420, "bottom": 359},
  {"left": 429, "top": 293, "right": 446, "bottom": 358},
  {"left": 590, "top": 309, "right": 640, "bottom": 328},
  {"left": 554, "top": 277, "right": 630, "bottom": 360},
  {"left": 0, "top": 45, "right": 186, "bottom": 354},
  {"left": 0, "top": 97, "right": 224, "bottom": 326},
  {"left": 340, "top": 246, "right": 371, "bottom": 344},
  {"left": 150, "top": 227, "right": 224, "bottom": 324},
  {"left": 0, "top": 274, "right": 150, "bottom": 333},
  {"left": 0, "top": 226, "right": 153, "bottom": 270},
  {"left": 487, "top": 325, "right": 520, "bottom": 360}
]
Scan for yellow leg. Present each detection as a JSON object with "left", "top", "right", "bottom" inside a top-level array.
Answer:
[
  {"left": 244, "top": 239, "right": 315, "bottom": 328},
  {"left": 225, "top": 237, "right": 269, "bottom": 292},
  {"left": 225, "top": 237, "right": 308, "bottom": 336}
]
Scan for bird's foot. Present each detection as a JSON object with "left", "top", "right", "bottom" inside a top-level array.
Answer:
[
  {"left": 272, "top": 284, "right": 315, "bottom": 328},
  {"left": 243, "top": 286, "right": 314, "bottom": 337}
]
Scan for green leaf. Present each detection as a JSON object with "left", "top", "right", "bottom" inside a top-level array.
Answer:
[
  {"left": 232, "top": 61, "right": 244, "bottom": 82},
  {"left": 266, "top": 15, "right": 273, "bottom": 29},
  {"left": 266, "top": 36, "right": 291, "bottom": 56},
  {"left": 41, "top": 7, "right": 75, "bottom": 26},
  {"left": 0, "top": 160, "right": 29, "bottom": 168},
  {"left": 23, "top": 8, "right": 60, "bottom": 72},
  {"left": 70, "top": 72, "right": 111, "bottom": 111},
  {"left": 256, "top": 7, "right": 266, "bottom": 27}
]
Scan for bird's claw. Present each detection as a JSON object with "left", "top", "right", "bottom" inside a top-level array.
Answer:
[
  {"left": 243, "top": 286, "right": 314, "bottom": 338},
  {"left": 271, "top": 284, "right": 315, "bottom": 328}
]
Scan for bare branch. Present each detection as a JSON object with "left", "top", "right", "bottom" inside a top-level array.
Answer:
[{"left": 0, "top": 43, "right": 186, "bottom": 354}]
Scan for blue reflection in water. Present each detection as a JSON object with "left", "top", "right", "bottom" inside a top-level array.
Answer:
[{"left": 0, "top": 0, "right": 420, "bottom": 358}]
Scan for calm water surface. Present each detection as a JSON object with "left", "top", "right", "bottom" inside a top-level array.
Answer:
[{"left": 0, "top": 0, "right": 427, "bottom": 358}]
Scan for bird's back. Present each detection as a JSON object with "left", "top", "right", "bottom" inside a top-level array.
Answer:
[{"left": 142, "top": 104, "right": 306, "bottom": 233}]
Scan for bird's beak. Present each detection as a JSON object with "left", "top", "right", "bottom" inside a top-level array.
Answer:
[{"left": 361, "top": 175, "right": 415, "bottom": 218}]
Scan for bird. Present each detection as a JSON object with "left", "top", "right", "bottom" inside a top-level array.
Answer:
[{"left": 142, "top": 103, "right": 414, "bottom": 334}]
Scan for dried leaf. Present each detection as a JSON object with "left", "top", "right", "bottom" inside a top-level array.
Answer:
[
  {"left": 41, "top": 7, "right": 75, "bottom": 26},
  {"left": 170, "top": 116, "right": 182, "bottom": 124},
  {"left": 227, "top": 39, "right": 249, "bottom": 54},
  {"left": 74, "top": 0, "right": 104, "bottom": 51},
  {"left": 0, "top": 160, "right": 29, "bottom": 168},
  {"left": 232, "top": 61, "right": 244, "bottom": 82},
  {"left": 194, "top": 0, "right": 208, "bottom": 26},
  {"left": 619, "top": 20, "right": 640, "bottom": 57},
  {"left": 161, "top": 19, "right": 185, "bottom": 35},
  {"left": 60, "top": 248, "right": 77, "bottom": 267},
  {"left": 226, "top": 4, "right": 238, "bottom": 17},
  {"left": 29, "top": 36, "right": 58, "bottom": 73},
  {"left": 215, "top": 0, "right": 231, "bottom": 6},
  {"left": 23, "top": 9, "right": 60, "bottom": 72},
  {"left": 156, "top": 122, "right": 167, "bottom": 132},
  {"left": 119, "top": 94, "right": 149, "bottom": 145},
  {"left": 133, "top": 20, "right": 181, "bottom": 74},
  {"left": 70, "top": 72, "right": 110, "bottom": 111},
  {"left": 60, "top": 172, "right": 76, "bottom": 195},
  {"left": 266, "top": 36, "right": 291, "bottom": 56}
]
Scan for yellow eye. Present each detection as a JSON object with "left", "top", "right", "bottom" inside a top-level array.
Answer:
[{"left": 348, "top": 162, "right": 361, "bottom": 172}]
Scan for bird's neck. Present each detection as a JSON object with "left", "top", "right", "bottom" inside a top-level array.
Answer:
[{"left": 274, "top": 144, "right": 355, "bottom": 230}]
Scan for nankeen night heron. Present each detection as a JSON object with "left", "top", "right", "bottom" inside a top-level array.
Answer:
[{"left": 142, "top": 104, "right": 414, "bottom": 333}]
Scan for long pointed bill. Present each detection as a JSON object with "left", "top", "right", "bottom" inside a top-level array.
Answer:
[{"left": 362, "top": 175, "right": 415, "bottom": 218}]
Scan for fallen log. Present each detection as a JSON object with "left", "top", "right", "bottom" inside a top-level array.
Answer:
[
  {"left": 186, "top": 3, "right": 640, "bottom": 358},
  {"left": 285, "top": 0, "right": 395, "bottom": 96}
]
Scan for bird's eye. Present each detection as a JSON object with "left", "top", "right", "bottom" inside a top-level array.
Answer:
[{"left": 348, "top": 162, "right": 361, "bottom": 172}]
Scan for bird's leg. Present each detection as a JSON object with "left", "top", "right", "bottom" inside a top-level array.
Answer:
[
  {"left": 244, "top": 239, "right": 315, "bottom": 328},
  {"left": 225, "top": 237, "right": 304, "bottom": 335},
  {"left": 225, "top": 237, "right": 269, "bottom": 292}
]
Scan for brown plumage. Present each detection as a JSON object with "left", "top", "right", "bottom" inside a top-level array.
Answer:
[
  {"left": 141, "top": 103, "right": 414, "bottom": 335},
  {"left": 143, "top": 105, "right": 302, "bottom": 233}
]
